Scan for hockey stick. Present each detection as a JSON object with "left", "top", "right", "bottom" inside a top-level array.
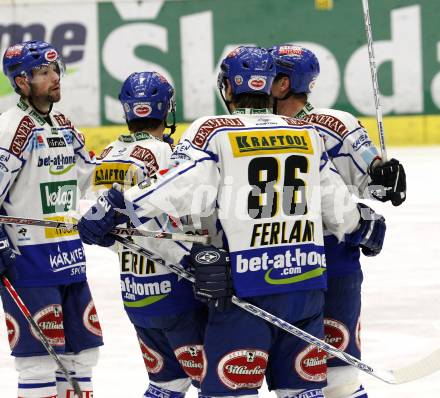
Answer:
[
  {"left": 1, "top": 276, "right": 83, "bottom": 398},
  {"left": 112, "top": 234, "right": 440, "bottom": 385},
  {"left": 0, "top": 215, "right": 210, "bottom": 244},
  {"left": 361, "top": 0, "right": 387, "bottom": 162}
]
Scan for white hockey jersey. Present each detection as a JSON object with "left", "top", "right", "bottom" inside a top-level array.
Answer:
[
  {"left": 298, "top": 103, "right": 379, "bottom": 197},
  {"left": 296, "top": 103, "right": 380, "bottom": 275},
  {"left": 0, "top": 98, "right": 95, "bottom": 287},
  {"left": 92, "top": 132, "right": 201, "bottom": 317},
  {"left": 124, "top": 110, "right": 360, "bottom": 298}
]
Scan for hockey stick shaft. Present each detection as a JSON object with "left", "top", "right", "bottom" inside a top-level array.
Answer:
[
  {"left": 112, "top": 235, "right": 440, "bottom": 385},
  {"left": 361, "top": 0, "right": 387, "bottom": 162},
  {"left": 0, "top": 215, "right": 210, "bottom": 244},
  {"left": 1, "top": 276, "right": 83, "bottom": 397}
]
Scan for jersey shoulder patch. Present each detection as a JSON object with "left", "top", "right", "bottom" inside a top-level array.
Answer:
[
  {"left": 281, "top": 116, "right": 309, "bottom": 127},
  {"left": 9, "top": 115, "right": 36, "bottom": 156},
  {"left": 191, "top": 116, "right": 245, "bottom": 148},
  {"left": 304, "top": 109, "right": 357, "bottom": 137},
  {"left": 97, "top": 145, "right": 113, "bottom": 160},
  {"left": 129, "top": 145, "right": 159, "bottom": 177},
  {"left": 53, "top": 111, "right": 74, "bottom": 129}
]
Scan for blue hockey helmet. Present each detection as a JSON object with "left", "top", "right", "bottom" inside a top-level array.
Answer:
[
  {"left": 2, "top": 40, "right": 65, "bottom": 92},
  {"left": 119, "top": 71, "right": 175, "bottom": 123},
  {"left": 269, "top": 45, "right": 320, "bottom": 94},
  {"left": 217, "top": 46, "right": 276, "bottom": 97}
]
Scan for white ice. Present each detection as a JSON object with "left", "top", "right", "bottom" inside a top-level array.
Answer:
[{"left": 1, "top": 146, "right": 440, "bottom": 397}]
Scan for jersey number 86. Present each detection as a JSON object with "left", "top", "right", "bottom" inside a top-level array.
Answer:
[{"left": 248, "top": 155, "right": 309, "bottom": 219}]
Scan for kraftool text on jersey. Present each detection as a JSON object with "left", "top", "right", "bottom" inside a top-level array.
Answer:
[
  {"left": 234, "top": 132, "right": 309, "bottom": 151},
  {"left": 94, "top": 166, "right": 136, "bottom": 186}
]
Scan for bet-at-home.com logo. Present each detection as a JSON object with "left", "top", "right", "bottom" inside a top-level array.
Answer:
[{"left": 40, "top": 180, "right": 77, "bottom": 214}]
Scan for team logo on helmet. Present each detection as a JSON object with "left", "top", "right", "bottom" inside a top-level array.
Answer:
[
  {"left": 324, "top": 318, "right": 350, "bottom": 359},
  {"left": 133, "top": 103, "right": 152, "bottom": 118},
  {"left": 227, "top": 48, "right": 242, "bottom": 58},
  {"left": 155, "top": 72, "right": 169, "bottom": 83},
  {"left": 279, "top": 45, "right": 303, "bottom": 56},
  {"left": 31, "top": 304, "right": 65, "bottom": 346},
  {"left": 174, "top": 345, "right": 206, "bottom": 381},
  {"left": 217, "top": 349, "right": 268, "bottom": 390},
  {"left": 44, "top": 49, "right": 58, "bottom": 62},
  {"left": 294, "top": 344, "right": 327, "bottom": 382},
  {"left": 195, "top": 250, "right": 220, "bottom": 264},
  {"left": 248, "top": 76, "right": 267, "bottom": 91},
  {"left": 83, "top": 300, "right": 103, "bottom": 337},
  {"left": 234, "top": 75, "right": 243, "bottom": 85},
  {"left": 5, "top": 313, "right": 20, "bottom": 349},
  {"left": 5, "top": 44, "right": 24, "bottom": 59},
  {"left": 138, "top": 337, "right": 164, "bottom": 374},
  {"left": 309, "top": 79, "right": 317, "bottom": 91}
]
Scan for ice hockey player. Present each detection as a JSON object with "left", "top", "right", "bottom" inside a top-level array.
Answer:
[
  {"left": 269, "top": 44, "right": 406, "bottom": 398},
  {"left": 0, "top": 40, "right": 101, "bottom": 398},
  {"left": 88, "top": 71, "right": 207, "bottom": 398},
  {"left": 77, "top": 46, "right": 386, "bottom": 398}
]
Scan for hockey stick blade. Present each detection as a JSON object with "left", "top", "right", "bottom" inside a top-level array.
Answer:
[
  {"left": 111, "top": 234, "right": 440, "bottom": 385},
  {"left": 391, "top": 348, "right": 440, "bottom": 384},
  {"left": 0, "top": 215, "right": 210, "bottom": 244},
  {"left": 1, "top": 276, "right": 83, "bottom": 397}
]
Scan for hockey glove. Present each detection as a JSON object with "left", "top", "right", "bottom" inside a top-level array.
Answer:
[
  {"left": 0, "top": 226, "right": 15, "bottom": 279},
  {"left": 368, "top": 158, "right": 406, "bottom": 206},
  {"left": 78, "top": 187, "right": 129, "bottom": 247},
  {"left": 345, "top": 203, "right": 386, "bottom": 257},
  {"left": 188, "top": 244, "right": 234, "bottom": 312}
]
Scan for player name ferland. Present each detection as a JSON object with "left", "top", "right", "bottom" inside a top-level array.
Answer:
[{"left": 250, "top": 220, "right": 315, "bottom": 247}]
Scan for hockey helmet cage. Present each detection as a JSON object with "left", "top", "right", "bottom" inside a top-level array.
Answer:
[
  {"left": 119, "top": 71, "right": 175, "bottom": 123},
  {"left": 217, "top": 46, "right": 276, "bottom": 97},
  {"left": 270, "top": 45, "right": 320, "bottom": 94},
  {"left": 2, "top": 40, "right": 65, "bottom": 92}
]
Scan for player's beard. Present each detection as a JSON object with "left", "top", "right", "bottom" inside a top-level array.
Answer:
[
  {"left": 46, "top": 86, "right": 61, "bottom": 104},
  {"left": 29, "top": 83, "right": 61, "bottom": 113}
]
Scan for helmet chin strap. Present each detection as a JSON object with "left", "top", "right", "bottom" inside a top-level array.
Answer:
[
  {"left": 163, "top": 107, "right": 177, "bottom": 144},
  {"left": 217, "top": 75, "right": 233, "bottom": 114},
  {"left": 220, "top": 91, "right": 233, "bottom": 114},
  {"left": 226, "top": 101, "right": 233, "bottom": 114}
]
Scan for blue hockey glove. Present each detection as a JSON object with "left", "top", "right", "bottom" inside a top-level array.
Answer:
[
  {"left": 188, "top": 244, "right": 234, "bottom": 312},
  {"left": 78, "top": 187, "right": 129, "bottom": 247},
  {"left": 0, "top": 226, "right": 15, "bottom": 279},
  {"left": 368, "top": 158, "right": 406, "bottom": 206},
  {"left": 345, "top": 204, "right": 386, "bottom": 257}
]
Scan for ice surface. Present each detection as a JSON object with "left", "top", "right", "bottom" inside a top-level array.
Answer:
[{"left": 1, "top": 147, "right": 439, "bottom": 397}]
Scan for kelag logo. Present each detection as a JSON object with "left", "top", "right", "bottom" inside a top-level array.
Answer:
[{"left": 39, "top": 180, "right": 77, "bottom": 214}]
